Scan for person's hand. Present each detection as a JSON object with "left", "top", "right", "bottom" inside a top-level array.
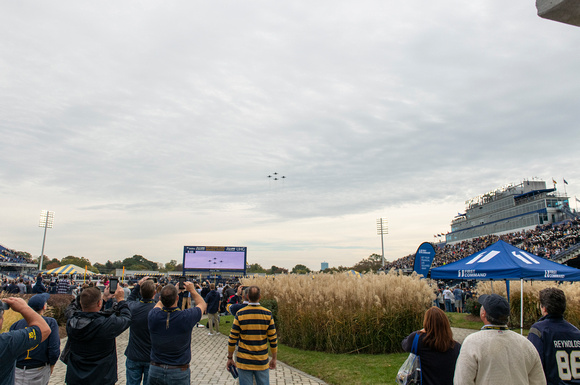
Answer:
[
  {"left": 226, "top": 358, "right": 235, "bottom": 371},
  {"left": 269, "top": 358, "right": 277, "bottom": 370},
  {"left": 2, "top": 297, "right": 28, "bottom": 313},
  {"left": 138, "top": 276, "right": 149, "bottom": 286},
  {"left": 102, "top": 286, "right": 114, "bottom": 300},
  {"left": 184, "top": 281, "right": 194, "bottom": 291},
  {"left": 114, "top": 284, "right": 125, "bottom": 302}
]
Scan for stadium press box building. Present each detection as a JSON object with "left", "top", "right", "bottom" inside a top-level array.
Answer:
[{"left": 446, "top": 180, "right": 572, "bottom": 244}]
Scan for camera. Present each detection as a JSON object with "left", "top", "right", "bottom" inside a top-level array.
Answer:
[{"left": 0, "top": 299, "right": 10, "bottom": 311}]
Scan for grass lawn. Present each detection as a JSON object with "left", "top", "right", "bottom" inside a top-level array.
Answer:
[
  {"left": 447, "top": 312, "right": 483, "bottom": 329},
  {"left": 446, "top": 312, "right": 530, "bottom": 335},
  {"left": 203, "top": 315, "right": 408, "bottom": 384}
]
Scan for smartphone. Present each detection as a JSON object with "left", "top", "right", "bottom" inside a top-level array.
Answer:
[
  {"left": 227, "top": 365, "right": 239, "bottom": 379},
  {"left": 0, "top": 300, "right": 9, "bottom": 311},
  {"left": 148, "top": 277, "right": 157, "bottom": 283},
  {"left": 179, "top": 276, "right": 185, "bottom": 290},
  {"left": 109, "top": 277, "right": 119, "bottom": 294}
]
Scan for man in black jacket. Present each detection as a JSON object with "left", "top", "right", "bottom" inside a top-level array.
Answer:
[
  {"left": 125, "top": 277, "right": 156, "bottom": 385},
  {"left": 65, "top": 284, "right": 131, "bottom": 385}
]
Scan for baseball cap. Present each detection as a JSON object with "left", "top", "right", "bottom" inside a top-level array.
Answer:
[
  {"left": 28, "top": 293, "right": 50, "bottom": 311},
  {"left": 478, "top": 294, "right": 510, "bottom": 320}
]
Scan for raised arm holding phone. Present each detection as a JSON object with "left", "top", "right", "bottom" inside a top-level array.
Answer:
[
  {"left": 148, "top": 281, "right": 207, "bottom": 384},
  {"left": 0, "top": 297, "right": 52, "bottom": 384}
]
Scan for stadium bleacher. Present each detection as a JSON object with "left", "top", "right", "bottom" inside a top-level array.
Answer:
[
  {"left": 0, "top": 243, "right": 35, "bottom": 265},
  {"left": 386, "top": 218, "right": 580, "bottom": 270}
]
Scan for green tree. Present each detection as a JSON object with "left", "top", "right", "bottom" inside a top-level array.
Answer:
[
  {"left": 15, "top": 251, "right": 33, "bottom": 260},
  {"left": 121, "top": 255, "right": 158, "bottom": 271},
  {"left": 267, "top": 265, "right": 288, "bottom": 274},
  {"left": 105, "top": 260, "right": 116, "bottom": 271},
  {"left": 160, "top": 260, "right": 178, "bottom": 272},
  {"left": 61, "top": 255, "right": 99, "bottom": 273},
  {"left": 352, "top": 253, "right": 383, "bottom": 273},
  {"left": 247, "top": 263, "right": 267, "bottom": 273},
  {"left": 93, "top": 263, "right": 106, "bottom": 274},
  {"left": 46, "top": 261, "right": 60, "bottom": 270},
  {"left": 291, "top": 264, "right": 311, "bottom": 274},
  {"left": 321, "top": 265, "right": 350, "bottom": 273},
  {"left": 43, "top": 257, "right": 60, "bottom": 270}
]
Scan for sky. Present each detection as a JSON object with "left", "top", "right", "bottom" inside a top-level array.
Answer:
[{"left": 1, "top": 1, "right": 580, "bottom": 271}]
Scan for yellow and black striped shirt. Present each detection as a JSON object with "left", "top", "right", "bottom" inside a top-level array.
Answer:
[{"left": 227, "top": 304, "right": 277, "bottom": 371}]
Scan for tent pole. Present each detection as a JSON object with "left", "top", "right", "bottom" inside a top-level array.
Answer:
[{"left": 521, "top": 279, "right": 524, "bottom": 335}]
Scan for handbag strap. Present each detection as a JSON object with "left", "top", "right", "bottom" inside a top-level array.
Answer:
[{"left": 411, "top": 332, "right": 420, "bottom": 355}]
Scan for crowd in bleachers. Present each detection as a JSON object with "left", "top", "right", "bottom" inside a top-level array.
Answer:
[
  {"left": 386, "top": 218, "right": 580, "bottom": 270},
  {"left": 0, "top": 246, "right": 35, "bottom": 264}
]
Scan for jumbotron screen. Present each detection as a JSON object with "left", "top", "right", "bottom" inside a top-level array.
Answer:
[{"left": 182, "top": 246, "right": 247, "bottom": 271}]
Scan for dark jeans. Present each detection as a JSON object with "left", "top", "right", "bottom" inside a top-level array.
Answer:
[
  {"left": 445, "top": 299, "right": 452, "bottom": 312},
  {"left": 125, "top": 358, "right": 150, "bottom": 385},
  {"left": 147, "top": 364, "right": 190, "bottom": 385}
]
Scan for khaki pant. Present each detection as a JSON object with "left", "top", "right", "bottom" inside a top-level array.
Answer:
[
  {"left": 15, "top": 364, "right": 51, "bottom": 385},
  {"left": 208, "top": 312, "right": 219, "bottom": 334}
]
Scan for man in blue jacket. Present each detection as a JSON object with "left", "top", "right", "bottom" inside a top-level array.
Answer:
[
  {"left": 10, "top": 293, "right": 60, "bottom": 385},
  {"left": 528, "top": 287, "right": 580, "bottom": 385},
  {"left": 205, "top": 283, "right": 221, "bottom": 335}
]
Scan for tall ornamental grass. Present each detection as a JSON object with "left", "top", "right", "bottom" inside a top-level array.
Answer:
[
  {"left": 477, "top": 281, "right": 580, "bottom": 329},
  {"left": 242, "top": 271, "right": 434, "bottom": 354}
]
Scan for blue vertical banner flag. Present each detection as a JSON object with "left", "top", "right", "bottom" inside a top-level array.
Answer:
[{"left": 413, "top": 242, "right": 437, "bottom": 278}]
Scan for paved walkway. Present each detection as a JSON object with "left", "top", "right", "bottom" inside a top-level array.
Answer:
[
  {"left": 48, "top": 325, "right": 477, "bottom": 384},
  {"left": 49, "top": 324, "right": 327, "bottom": 385},
  {"left": 451, "top": 327, "right": 477, "bottom": 344}
]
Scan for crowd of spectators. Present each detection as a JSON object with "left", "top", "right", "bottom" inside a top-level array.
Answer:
[
  {"left": 1, "top": 275, "right": 268, "bottom": 385},
  {"left": 386, "top": 218, "right": 580, "bottom": 270},
  {"left": 0, "top": 247, "right": 35, "bottom": 264}
]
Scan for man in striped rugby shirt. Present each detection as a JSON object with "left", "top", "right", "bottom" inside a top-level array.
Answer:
[{"left": 226, "top": 286, "right": 277, "bottom": 385}]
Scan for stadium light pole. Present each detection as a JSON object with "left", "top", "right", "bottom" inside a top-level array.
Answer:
[
  {"left": 38, "top": 210, "right": 54, "bottom": 271},
  {"left": 377, "top": 218, "right": 388, "bottom": 269}
]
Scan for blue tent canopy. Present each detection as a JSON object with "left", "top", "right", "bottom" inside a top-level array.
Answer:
[{"left": 431, "top": 240, "right": 580, "bottom": 281}]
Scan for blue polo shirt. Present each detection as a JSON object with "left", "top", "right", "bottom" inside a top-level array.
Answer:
[
  {"left": 0, "top": 325, "right": 42, "bottom": 385},
  {"left": 10, "top": 317, "right": 60, "bottom": 367},
  {"left": 148, "top": 306, "right": 202, "bottom": 366}
]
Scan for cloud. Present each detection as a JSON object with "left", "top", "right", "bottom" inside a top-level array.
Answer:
[{"left": 1, "top": 0, "right": 580, "bottom": 270}]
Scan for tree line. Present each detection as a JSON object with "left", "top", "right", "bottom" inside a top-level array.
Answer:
[
  {"left": 247, "top": 253, "right": 386, "bottom": 274},
  {"left": 22, "top": 251, "right": 388, "bottom": 275}
]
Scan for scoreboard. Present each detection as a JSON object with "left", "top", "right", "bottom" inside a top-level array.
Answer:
[{"left": 182, "top": 246, "right": 246, "bottom": 273}]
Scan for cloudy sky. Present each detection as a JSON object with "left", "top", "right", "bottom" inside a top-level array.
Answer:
[{"left": 1, "top": 1, "right": 579, "bottom": 271}]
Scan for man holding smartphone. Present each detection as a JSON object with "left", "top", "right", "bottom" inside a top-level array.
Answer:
[
  {"left": 65, "top": 283, "right": 131, "bottom": 385},
  {"left": 125, "top": 276, "right": 157, "bottom": 385},
  {"left": 148, "top": 281, "right": 206, "bottom": 384}
]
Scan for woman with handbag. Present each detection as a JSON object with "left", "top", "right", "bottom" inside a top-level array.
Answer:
[{"left": 401, "top": 306, "right": 461, "bottom": 385}]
